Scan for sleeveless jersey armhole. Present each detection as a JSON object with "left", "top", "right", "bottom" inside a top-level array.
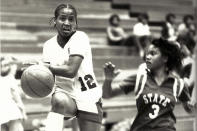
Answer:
[
  {"left": 173, "top": 78, "right": 185, "bottom": 102},
  {"left": 135, "top": 63, "right": 147, "bottom": 99}
]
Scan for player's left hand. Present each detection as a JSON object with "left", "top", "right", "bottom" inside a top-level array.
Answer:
[
  {"left": 21, "top": 61, "right": 38, "bottom": 71},
  {"left": 182, "top": 101, "right": 195, "bottom": 113},
  {"left": 188, "top": 99, "right": 197, "bottom": 108},
  {"left": 37, "top": 61, "right": 50, "bottom": 69},
  {"left": 103, "top": 62, "right": 120, "bottom": 80}
]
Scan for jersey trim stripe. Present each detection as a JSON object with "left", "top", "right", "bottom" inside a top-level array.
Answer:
[
  {"left": 178, "top": 79, "right": 184, "bottom": 97},
  {"left": 176, "top": 79, "right": 180, "bottom": 98},
  {"left": 69, "top": 54, "right": 84, "bottom": 59},
  {"left": 173, "top": 78, "right": 178, "bottom": 102},
  {"left": 136, "top": 74, "right": 147, "bottom": 99},
  {"left": 135, "top": 75, "right": 143, "bottom": 96}
]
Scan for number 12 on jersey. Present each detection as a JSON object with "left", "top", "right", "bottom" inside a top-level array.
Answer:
[{"left": 78, "top": 74, "right": 97, "bottom": 91}]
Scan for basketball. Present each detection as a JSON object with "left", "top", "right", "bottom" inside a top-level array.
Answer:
[{"left": 21, "top": 65, "right": 55, "bottom": 98}]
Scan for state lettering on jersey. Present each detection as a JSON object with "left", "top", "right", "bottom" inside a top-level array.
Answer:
[
  {"left": 143, "top": 93, "right": 171, "bottom": 119},
  {"left": 143, "top": 93, "right": 171, "bottom": 107}
]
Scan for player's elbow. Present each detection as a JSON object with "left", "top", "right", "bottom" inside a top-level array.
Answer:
[
  {"left": 102, "top": 92, "right": 113, "bottom": 99},
  {"left": 102, "top": 94, "right": 112, "bottom": 99},
  {"left": 69, "top": 73, "right": 77, "bottom": 78},
  {"left": 182, "top": 102, "right": 195, "bottom": 114},
  {"left": 63, "top": 69, "right": 77, "bottom": 78}
]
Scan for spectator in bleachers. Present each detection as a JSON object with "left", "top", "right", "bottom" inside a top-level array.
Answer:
[
  {"left": 178, "top": 15, "right": 195, "bottom": 36},
  {"left": 183, "top": 54, "right": 196, "bottom": 102},
  {"left": 0, "top": 56, "right": 27, "bottom": 131},
  {"left": 177, "top": 15, "right": 196, "bottom": 54},
  {"left": 161, "top": 13, "right": 177, "bottom": 41},
  {"left": 106, "top": 14, "right": 128, "bottom": 46},
  {"left": 106, "top": 14, "right": 146, "bottom": 56},
  {"left": 132, "top": 13, "right": 152, "bottom": 57},
  {"left": 176, "top": 15, "right": 196, "bottom": 85},
  {"left": 133, "top": 13, "right": 151, "bottom": 37}
]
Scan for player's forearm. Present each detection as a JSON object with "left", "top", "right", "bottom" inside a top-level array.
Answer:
[
  {"left": 102, "top": 79, "right": 113, "bottom": 98},
  {"left": 49, "top": 65, "right": 77, "bottom": 78}
]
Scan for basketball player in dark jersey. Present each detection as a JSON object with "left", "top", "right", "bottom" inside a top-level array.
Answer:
[{"left": 102, "top": 38, "right": 194, "bottom": 131}]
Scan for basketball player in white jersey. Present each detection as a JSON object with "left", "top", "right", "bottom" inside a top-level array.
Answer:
[
  {"left": 0, "top": 56, "right": 26, "bottom": 131},
  {"left": 42, "top": 4, "right": 102, "bottom": 131}
]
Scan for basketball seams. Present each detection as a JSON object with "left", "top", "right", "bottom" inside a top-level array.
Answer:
[
  {"left": 30, "top": 68, "right": 54, "bottom": 84},
  {"left": 28, "top": 72, "right": 53, "bottom": 91},
  {"left": 23, "top": 70, "right": 43, "bottom": 97}
]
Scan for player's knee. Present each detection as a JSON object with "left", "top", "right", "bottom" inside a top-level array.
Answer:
[
  {"left": 51, "top": 92, "right": 76, "bottom": 114},
  {"left": 51, "top": 93, "right": 70, "bottom": 109}
]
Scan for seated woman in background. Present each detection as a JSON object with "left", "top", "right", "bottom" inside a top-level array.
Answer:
[
  {"left": 161, "top": 13, "right": 177, "bottom": 41},
  {"left": 132, "top": 13, "right": 152, "bottom": 57},
  {"left": 177, "top": 14, "right": 196, "bottom": 56},
  {"left": 106, "top": 14, "right": 128, "bottom": 46}
]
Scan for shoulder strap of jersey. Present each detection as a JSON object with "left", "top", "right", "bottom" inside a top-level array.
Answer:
[
  {"left": 135, "top": 63, "right": 147, "bottom": 99},
  {"left": 173, "top": 78, "right": 185, "bottom": 102}
]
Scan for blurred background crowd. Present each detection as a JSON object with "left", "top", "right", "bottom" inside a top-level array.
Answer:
[{"left": 0, "top": 0, "right": 197, "bottom": 130}]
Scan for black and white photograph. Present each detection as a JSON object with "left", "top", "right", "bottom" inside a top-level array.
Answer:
[{"left": 0, "top": 0, "right": 197, "bottom": 130}]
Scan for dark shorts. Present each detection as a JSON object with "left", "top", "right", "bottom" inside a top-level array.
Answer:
[{"left": 76, "top": 101, "right": 103, "bottom": 124}]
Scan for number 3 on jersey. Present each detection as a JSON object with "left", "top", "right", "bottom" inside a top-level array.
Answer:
[
  {"left": 79, "top": 74, "right": 97, "bottom": 91},
  {"left": 149, "top": 104, "right": 160, "bottom": 119}
]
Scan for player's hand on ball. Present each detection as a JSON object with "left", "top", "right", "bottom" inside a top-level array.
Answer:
[
  {"left": 37, "top": 61, "right": 50, "bottom": 69},
  {"left": 21, "top": 61, "right": 39, "bottom": 71},
  {"left": 103, "top": 62, "right": 120, "bottom": 80}
]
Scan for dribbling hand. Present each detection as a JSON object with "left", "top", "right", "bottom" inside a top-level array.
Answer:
[
  {"left": 21, "top": 61, "right": 39, "bottom": 71},
  {"left": 22, "top": 61, "right": 50, "bottom": 71}
]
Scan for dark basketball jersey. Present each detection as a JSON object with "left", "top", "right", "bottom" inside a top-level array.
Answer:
[{"left": 118, "top": 63, "right": 190, "bottom": 131}]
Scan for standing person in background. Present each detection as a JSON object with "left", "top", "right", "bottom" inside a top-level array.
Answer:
[
  {"left": 177, "top": 15, "right": 196, "bottom": 87},
  {"left": 102, "top": 38, "right": 194, "bottom": 131},
  {"left": 133, "top": 13, "right": 151, "bottom": 57},
  {"left": 161, "top": 13, "right": 177, "bottom": 41},
  {"left": 0, "top": 56, "right": 27, "bottom": 131},
  {"left": 106, "top": 14, "right": 128, "bottom": 46},
  {"left": 183, "top": 46, "right": 196, "bottom": 109},
  {"left": 41, "top": 4, "right": 102, "bottom": 131},
  {"left": 177, "top": 14, "right": 196, "bottom": 56}
]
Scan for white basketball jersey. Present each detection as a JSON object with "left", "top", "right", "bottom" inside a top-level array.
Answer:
[{"left": 43, "top": 31, "right": 102, "bottom": 102}]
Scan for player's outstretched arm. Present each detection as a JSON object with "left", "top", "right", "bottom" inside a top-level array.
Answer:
[
  {"left": 21, "top": 55, "right": 82, "bottom": 79},
  {"left": 102, "top": 62, "right": 123, "bottom": 98}
]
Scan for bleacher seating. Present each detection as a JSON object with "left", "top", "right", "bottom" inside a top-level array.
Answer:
[
  {"left": 1, "top": 0, "right": 195, "bottom": 130},
  {"left": 111, "top": 0, "right": 193, "bottom": 23}
]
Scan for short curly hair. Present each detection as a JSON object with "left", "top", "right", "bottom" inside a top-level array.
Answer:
[
  {"left": 151, "top": 38, "right": 182, "bottom": 72},
  {"left": 183, "top": 14, "right": 194, "bottom": 23},
  {"left": 166, "top": 13, "right": 176, "bottom": 22},
  {"left": 109, "top": 14, "right": 120, "bottom": 25},
  {"left": 137, "top": 13, "right": 149, "bottom": 22}
]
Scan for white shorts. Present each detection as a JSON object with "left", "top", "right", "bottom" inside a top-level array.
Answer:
[{"left": 0, "top": 101, "right": 23, "bottom": 124}]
